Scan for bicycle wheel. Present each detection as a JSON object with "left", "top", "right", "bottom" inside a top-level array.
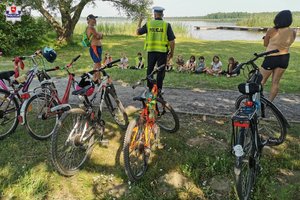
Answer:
[
  {"left": 0, "top": 89, "right": 19, "bottom": 139},
  {"left": 25, "top": 93, "right": 58, "bottom": 140},
  {"left": 235, "top": 95, "right": 287, "bottom": 145},
  {"left": 156, "top": 97, "right": 179, "bottom": 133},
  {"left": 51, "top": 108, "right": 94, "bottom": 176},
  {"left": 234, "top": 127, "right": 255, "bottom": 200},
  {"left": 123, "top": 118, "right": 148, "bottom": 182},
  {"left": 105, "top": 89, "right": 129, "bottom": 129}
]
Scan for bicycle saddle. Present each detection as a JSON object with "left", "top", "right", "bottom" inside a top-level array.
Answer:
[
  {"left": 133, "top": 90, "right": 147, "bottom": 101},
  {"left": 0, "top": 71, "right": 15, "bottom": 81},
  {"left": 72, "top": 85, "right": 93, "bottom": 96},
  {"left": 238, "top": 82, "right": 260, "bottom": 95}
]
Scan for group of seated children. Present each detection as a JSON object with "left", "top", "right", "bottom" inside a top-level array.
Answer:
[
  {"left": 175, "top": 55, "right": 239, "bottom": 77},
  {"left": 103, "top": 52, "right": 145, "bottom": 70}
]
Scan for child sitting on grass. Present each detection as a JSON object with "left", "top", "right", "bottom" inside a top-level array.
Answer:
[
  {"left": 103, "top": 52, "right": 113, "bottom": 66},
  {"left": 226, "top": 57, "right": 239, "bottom": 77},
  {"left": 195, "top": 56, "right": 206, "bottom": 74},
  {"left": 119, "top": 53, "right": 129, "bottom": 69},
  {"left": 206, "top": 55, "right": 222, "bottom": 76},
  {"left": 186, "top": 55, "right": 197, "bottom": 72},
  {"left": 176, "top": 55, "right": 185, "bottom": 72}
]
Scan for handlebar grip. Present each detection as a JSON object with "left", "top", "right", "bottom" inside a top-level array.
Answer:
[
  {"left": 45, "top": 66, "right": 60, "bottom": 72},
  {"left": 106, "top": 59, "right": 121, "bottom": 67},
  {"left": 73, "top": 55, "right": 81, "bottom": 62}
]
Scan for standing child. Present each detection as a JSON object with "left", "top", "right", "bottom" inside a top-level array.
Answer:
[
  {"left": 195, "top": 56, "right": 206, "bottom": 74},
  {"left": 207, "top": 55, "right": 222, "bottom": 76}
]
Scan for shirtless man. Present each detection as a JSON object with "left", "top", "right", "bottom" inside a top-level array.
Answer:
[{"left": 86, "top": 14, "right": 103, "bottom": 82}]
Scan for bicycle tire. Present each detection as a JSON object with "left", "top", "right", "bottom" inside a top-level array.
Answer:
[
  {"left": 24, "top": 93, "right": 58, "bottom": 140},
  {"left": 51, "top": 108, "right": 94, "bottom": 177},
  {"left": 234, "top": 127, "right": 255, "bottom": 200},
  {"left": 105, "top": 89, "right": 129, "bottom": 129},
  {"left": 156, "top": 97, "right": 179, "bottom": 133},
  {"left": 235, "top": 95, "right": 287, "bottom": 146},
  {"left": 0, "top": 89, "right": 19, "bottom": 139},
  {"left": 123, "top": 118, "right": 148, "bottom": 182}
]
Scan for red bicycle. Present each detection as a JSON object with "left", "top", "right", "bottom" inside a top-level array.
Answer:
[{"left": 23, "top": 55, "right": 81, "bottom": 140}]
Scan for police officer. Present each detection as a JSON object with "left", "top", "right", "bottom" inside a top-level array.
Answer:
[{"left": 137, "top": 6, "right": 176, "bottom": 92}]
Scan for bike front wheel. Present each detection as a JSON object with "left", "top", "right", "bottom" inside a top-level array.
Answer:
[
  {"left": 0, "top": 89, "right": 19, "bottom": 139},
  {"left": 156, "top": 97, "right": 179, "bottom": 133},
  {"left": 51, "top": 108, "right": 94, "bottom": 176},
  {"left": 105, "top": 89, "right": 129, "bottom": 129},
  {"left": 123, "top": 118, "right": 148, "bottom": 182},
  {"left": 25, "top": 93, "right": 58, "bottom": 140}
]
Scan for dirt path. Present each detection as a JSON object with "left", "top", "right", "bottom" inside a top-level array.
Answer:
[{"left": 32, "top": 77, "right": 300, "bottom": 121}]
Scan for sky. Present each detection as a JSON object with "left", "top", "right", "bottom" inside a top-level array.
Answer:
[{"left": 80, "top": 0, "right": 300, "bottom": 17}]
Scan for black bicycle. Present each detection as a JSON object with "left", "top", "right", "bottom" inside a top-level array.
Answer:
[{"left": 230, "top": 49, "right": 289, "bottom": 200}]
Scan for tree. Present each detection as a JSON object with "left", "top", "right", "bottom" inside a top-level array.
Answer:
[{"left": 18, "top": 0, "right": 152, "bottom": 43}]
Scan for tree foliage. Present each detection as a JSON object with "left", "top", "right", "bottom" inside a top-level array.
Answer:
[
  {"left": 0, "top": 3, "right": 51, "bottom": 55},
  {"left": 16, "top": 0, "right": 153, "bottom": 43}
]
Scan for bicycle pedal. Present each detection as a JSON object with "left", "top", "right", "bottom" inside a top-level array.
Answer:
[{"left": 100, "top": 139, "right": 109, "bottom": 146}]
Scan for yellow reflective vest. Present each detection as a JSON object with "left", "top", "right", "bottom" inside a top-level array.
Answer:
[{"left": 144, "top": 20, "right": 169, "bottom": 52}]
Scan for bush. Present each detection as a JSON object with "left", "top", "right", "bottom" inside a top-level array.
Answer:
[{"left": 0, "top": 5, "right": 52, "bottom": 55}]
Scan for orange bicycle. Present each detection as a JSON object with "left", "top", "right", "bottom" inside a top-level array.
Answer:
[{"left": 123, "top": 65, "right": 179, "bottom": 182}]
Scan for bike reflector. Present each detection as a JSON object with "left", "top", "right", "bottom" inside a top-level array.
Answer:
[
  {"left": 20, "top": 93, "right": 30, "bottom": 99},
  {"left": 234, "top": 121, "right": 250, "bottom": 128},
  {"left": 244, "top": 101, "right": 254, "bottom": 107}
]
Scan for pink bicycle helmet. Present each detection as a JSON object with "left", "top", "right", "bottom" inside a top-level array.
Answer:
[{"left": 75, "top": 79, "right": 94, "bottom": 96}]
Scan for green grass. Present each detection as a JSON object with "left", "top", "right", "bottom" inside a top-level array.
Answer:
[
  {"left": 1, "top": 34, "right": 299, "bottom": 93},
  {"left": 0, "top": 113, "right": 299, "bottom": 199}
]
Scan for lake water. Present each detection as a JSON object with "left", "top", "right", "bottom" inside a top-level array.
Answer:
[{"left": 84, "top": 18, "right": 300, "bottom": 41}]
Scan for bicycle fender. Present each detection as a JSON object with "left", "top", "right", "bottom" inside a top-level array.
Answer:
[{"left": 20, "top": 98, "right": 30, "bottom": 125}]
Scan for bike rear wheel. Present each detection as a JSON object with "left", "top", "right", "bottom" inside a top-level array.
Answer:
[
  {"left": 25, "top": 93, "right": 58, "bottom": 140},
  {"left": 51, "top": 108, "right": 94, "bottom": 176},
  {"left": 156, "top": 97, "right": 179, "bottom": 133},
  {"left": 123, "top": 118, "right": 148, "bottom": 182},
  {"left": 0, "top": 89, "right": 19, "bottom": 139},
  {"left": 105, "top": 89, "right": 128, "bottom": 129},
  {"left": 234, "top": 127, "right": 256, "bottom": 200},
  {"left": 235, "top": 95, "right": 287, "bottom": 145}
]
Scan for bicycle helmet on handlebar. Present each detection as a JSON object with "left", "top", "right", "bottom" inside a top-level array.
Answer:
[
  {"left": 42, "top": 47, "right": 57, "bottom": 63},
  {"left": 75, "top": 78, "right": 95, "bottom": 96}
]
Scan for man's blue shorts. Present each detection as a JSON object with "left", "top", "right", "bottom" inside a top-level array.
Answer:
[{"left": 89, "top": 45, "right": 102, "bottom": 64}]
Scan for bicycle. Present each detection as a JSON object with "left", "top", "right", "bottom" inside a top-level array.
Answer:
[
  {"left": 23, "top": 55, "right": 81, "bottom": 140},
  {"left": 0, "top": 53, "right": 59, "bottom": 140},
  {"left": 230, "top": 49, "right": 289, "bottom": 199},
  {"left": 51, "top": 59, "right": 128, "bottom": 176},
  {"left": 123, "top": 65, "right": 179, "bottom": 182}
]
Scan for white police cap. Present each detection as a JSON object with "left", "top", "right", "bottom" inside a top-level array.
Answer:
[{"left": 153, "top": 6, "right": 165, "bottom": 13}]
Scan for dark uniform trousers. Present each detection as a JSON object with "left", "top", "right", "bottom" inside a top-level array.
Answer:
[{"left": 147, "top": 52, "right": 168, "bottom": 90}]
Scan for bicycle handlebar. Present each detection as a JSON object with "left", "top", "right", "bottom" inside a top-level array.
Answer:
[
  {"left": 254, "top": 49, "right": 279, "bottom": 58},
  {"left": 131, "top": 64, "right": 166, "bottom": 89},
  {"left": 232, "top": 49, "right": 279, "bottom": 74},
  {"left": 81, "top": 59, "right": 121, "bottom": 78}
]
